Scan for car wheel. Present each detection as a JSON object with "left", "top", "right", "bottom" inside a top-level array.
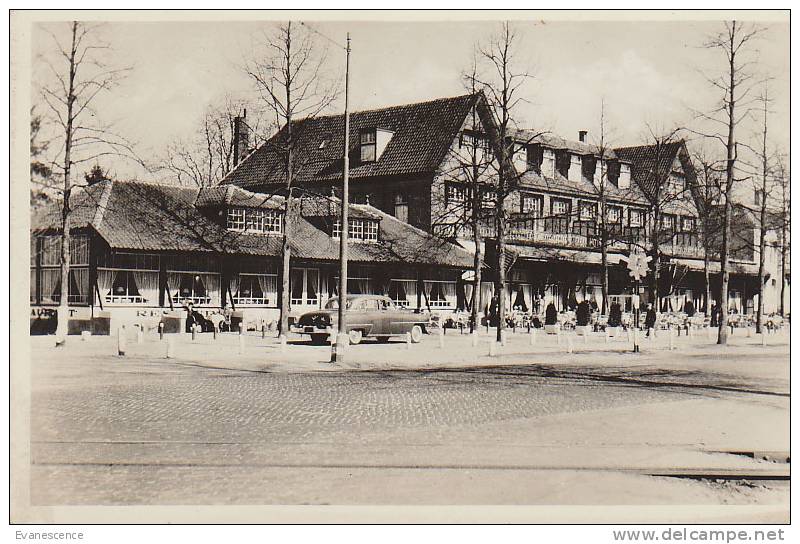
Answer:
[
  {"left": 310, "top": 333, "right": 328, "bottom": 345},
  {"left": 377, "top": 336, "right": 390, "bottom": 343},
  {"left": 348, "top": 329, "right": 363, "bottom": 345},
  {"left": 410, "top": 325, "right": 423, "bottom": 343}
]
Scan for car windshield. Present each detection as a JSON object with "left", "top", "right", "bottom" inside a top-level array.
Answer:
[
  {"left": 324, "top": 297, "right": 353, "bottom": 310},
  {"left": 324, "top": 296, "right": 392, "bottom": 310}
]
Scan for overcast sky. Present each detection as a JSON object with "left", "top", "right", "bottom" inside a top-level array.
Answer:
[{"left": 31, "top": 17, "right": 789, "bottom": 180}]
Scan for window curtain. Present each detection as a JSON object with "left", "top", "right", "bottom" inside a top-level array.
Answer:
[
  {"left": 257, "top": 274, "right": 278, "bottom": 304},
  {"left": 480, "top": 282, "right": 494, "bottom": 313},
  {"left": 167, "top": 273, "right": 183, "bottom": 300},
  {"left": 423, "top": 281, "right": 434, "bottom": 302},
  {"left": 441, "top": 281, "right": 457, "bottom": 306},
  {"left": 70, "top": 269, "right": 88, "bottom": 301},
  {"left": 132, "top": 271, "right": 159, "bottom": 304},
  {"left": 464, "top": 283, "right": 474, "bottom": 310},
  {"left": 522, "top": 284, "right": 533, "bottom": 312},
  {"left": 358, "top": 278, "right": 372, "bottom": 295},
  {"left": 204, "top": 274, "right": 221, "bottom": 305},
  {"left": 229, "top": 275, "right": 241, "bottom": 298},
  {"left": 97, "top": 270, "right": 117, "bottom": 297},
  {"left": 400, "top": 280, "right": 417, "bottom": 307}
]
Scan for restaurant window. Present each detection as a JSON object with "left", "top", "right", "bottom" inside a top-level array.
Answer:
[
  {"left": 607, "top": 205, "right": 623, "bottom": 224},
  {"left": 551, "top": 198, "right": 571, "bottom": 217},
  {"left": 231, "top": 273, "right": 277, "bottom": 306},
  {"left": 629, "top": 208, "right": 645, "bottom": 228},
  {"left": 446, "top": 183, "right": 467, "bottom": 206},
  {"left": 579, "top": 200, "right": 597, "bottom": 221},
  {"left": 520, "top": 193, "right": 543, "bottom": 215},
  {"left": 681, "top": 216, "right": 697, "bottom": 232},
  {"left": 333, "top": 218, "right": 379, "bottom": 242},
  {"left": 227, "top": 207, "right": 282, "bottom": 233}
]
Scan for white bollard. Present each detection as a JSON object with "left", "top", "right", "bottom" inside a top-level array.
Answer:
[
  {"left": 166, "top": 335, "right": 175, "bottom": 358},
  {"left": 438, "top": 328, "right": 445, "bottom": 349},
  {"left": 634, "top": 328, "right": 639, "bottom": 348},
  {"left": 566, "top": 336, "right": 573, "bottom": 354},
  {"left": 406, "top": 332, "right": 412, "bottom": 350},
  {"left": 648, "top": 328, "right": 655, "bottom": 341},
  {"left": 117, "top": 325, "right": 126, "bottom": 356},
  {"left": 279, "top": 335, "right": 287, "bottom": 353},
  {"left": 747, "top": 327, "right": 752, "bottom": 338},
  {"left": 471, "top": 332, "right": 479, "bottom": 348},
  {"left": 761, "top": 332, "right": 767, "bottom": 347},
  {"left": 488, "top": 338, "right": 496, "bottom": 357},
  {"left": 500, "top": 330, "right": 507, "bottom": 347},
  {"left": 605, "top": 330, "right": 610, "bottom": 344},
  {"left": 238, "top": 333, "right": 245, "bottom": 355},
  {"left": 556, "top": 330, "right": 562, "bottom": 345},
  {"left": 627, "top": 328, "right": 633, "bottom": 343},
  {"left": 327, "top": 327, "right": 334, "bottom": 345},
  {"left": 529, "top": 328, "right": 536, "bottom": 346},
  {"left": 669, "top": 329, "right": 675, "bottom": 350},
  {"left": 81, "top": 330, "right": 91, "bottom": 341},
  {"left": 136, "top": 326, "right": 144, "bottom": 345}
]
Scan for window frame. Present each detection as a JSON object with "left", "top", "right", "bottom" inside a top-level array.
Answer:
[{"left": 360, "top": 129, "right": 377, "bottom": 162}]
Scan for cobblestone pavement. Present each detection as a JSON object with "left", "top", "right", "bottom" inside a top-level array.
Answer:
[{"left": 26, "top": 344, "right": 789, "bottom": 511}]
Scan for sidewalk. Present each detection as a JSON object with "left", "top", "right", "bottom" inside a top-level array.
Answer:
[{"left": 31, "top": 325, "right": 790, "bottom": 385}]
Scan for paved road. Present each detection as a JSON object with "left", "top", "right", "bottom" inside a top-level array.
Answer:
[{"left": 28, "top": 353, "right": 789, "bottom": 509}]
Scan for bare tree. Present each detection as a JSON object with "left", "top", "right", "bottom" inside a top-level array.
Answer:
[
  {"left": 776, "top": 154, "right": 789, "bottom": 317},
  {"left": 161, "top": 95, "right": 268, "bottom": 187},
  {"left": 633, "top": 126, "right": 685, "bottom": 310},
  {"left": 474, "top": 22, "right": 531, "bottom": 342},
  {"left": 751, "top": 85, "right": 775, "bottom": 333},
  {"left": 690, "top": 146, "right": 725, "bottom": 315},
  {"left": 696, "top": 21, "right": 764, "bottom": 345},
  {"left": 36, "top": 21, "right": 133, "bottom": 344},
  {"left": 244, "top": 21, "right": 339, "bottom": 335}
]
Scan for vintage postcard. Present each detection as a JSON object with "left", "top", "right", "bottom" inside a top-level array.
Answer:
[{"left": 9, "top": 9, "right": 791, "bottom": 529}]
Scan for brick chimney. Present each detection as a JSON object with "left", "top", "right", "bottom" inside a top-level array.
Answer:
[
  {"left": 233, "top": 109, "right": 249, "bottom": 167},
  {"left": 578, "top": 130, "right": 588, "bottom": 143}
]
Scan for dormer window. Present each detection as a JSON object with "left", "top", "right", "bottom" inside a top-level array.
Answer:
[
  {"left": 227, "top": 207, "right": 282, "bottom": 234},
  {"left": 542, "top": 149, "right": 556, "bottom": 178},
  {"left": 333, "top": 218, "right": 379, "bottom": 242},
  {"left": 568, "top": 154, "right": 582, "bottom": 183},
  {"left": 360, "top": 130, "right": 377, "bottom": 162},
  {"left": 619, "top": 163, "right": 631, "bottom": 189}
]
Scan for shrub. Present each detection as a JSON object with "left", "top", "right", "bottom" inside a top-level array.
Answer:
[
  {"left": 576, "top": 301, "right": 591, "bottom": 327},
  {"left": 608, "top": 302, "right": 622, "bottom": 328},
  {"left": 545, "top": 303, "right": 558, "bottom": 325}
]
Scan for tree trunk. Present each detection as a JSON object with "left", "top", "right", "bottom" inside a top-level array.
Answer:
[
  {"left": 779, "top": 227, "right": 787, "bottom": 316},
  {"left": 470, "top": 223, "right": 482, "bottom": 333},
  {"left": 650, "top": 206, "right": 661, "bottom": 311},
  {"left": 56, "top": 22, "right": 78, "bottom": 346},
  {"left": 279, "top": 190, "right": 292, "bottom": 336},
  {"left": 495, "top": 198, "right": 506, "bottom": 342},
  {"left": 756, "top": 189, "right": 767, "bottom": 335}
]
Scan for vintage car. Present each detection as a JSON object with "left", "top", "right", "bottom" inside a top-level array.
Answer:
[{"left": 294, "top": 294, "right": 428, "bottom": 345}]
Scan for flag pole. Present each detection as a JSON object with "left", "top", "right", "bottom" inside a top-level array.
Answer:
[{"left": 332, "top": 33, "right": 351, "bottom": 363}]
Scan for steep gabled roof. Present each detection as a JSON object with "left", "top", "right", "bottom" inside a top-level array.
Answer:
[
  {"left": 614, "top": 141, "right": 684, "bottom": 200},
  {"left": 512, "top": 129, "right": 619, "bottom": 160},
  {"left": 30, "top": 180, "right": 473, "bottom": 268},
  {"left": 221, "top": 93, "right": 482, "bottom": 189}
]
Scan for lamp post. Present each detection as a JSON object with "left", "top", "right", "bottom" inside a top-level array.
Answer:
[{"left": 331, "top": 33, "right": 351, "bottom": 363}]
